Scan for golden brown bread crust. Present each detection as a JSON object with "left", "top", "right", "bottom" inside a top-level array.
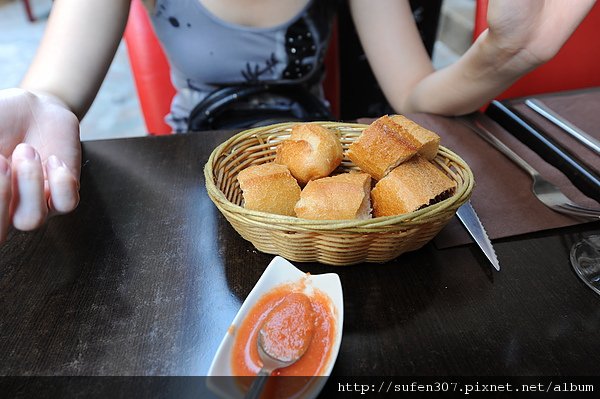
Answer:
[
  {"left": 347, "top": 115, "right": 420, "bottom": 180},
  {"left": 294, "top": 172, "right": 372, "bottom": 220},
  {"left": 237, "top": 162, "right": 301, "bottom": 216},
  {"left": 275, "top": 123, "right": 343, "bottom": 185},
  {"left": 389, "top": 114, "right": 440, "bottom": 160},
  {"left": 238, "top": 118, "right": 449, "bottom": 219},
  {"left": 371, "top": 156, "right": 456, "bottom": 217}
]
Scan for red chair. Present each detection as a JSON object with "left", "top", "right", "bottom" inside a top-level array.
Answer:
[
  {"left": 474, "top": 0, "right": 600, "bottom": 100},
  {"left": 124, "top": 0, "right": 176, "bottom": 135},
  {"left": 123, "top": 0, "right": 340, "bottom": 135}
]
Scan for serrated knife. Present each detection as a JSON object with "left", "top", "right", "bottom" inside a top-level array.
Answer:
[{"left": 456, "top": 201, "right": 500, "bottom": 271}]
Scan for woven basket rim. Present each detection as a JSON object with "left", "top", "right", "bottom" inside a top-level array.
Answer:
[{"left": 204, "top": 121, "right": 474, "bottom": 231}]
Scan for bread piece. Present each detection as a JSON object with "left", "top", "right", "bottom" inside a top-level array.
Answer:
[
  {"left": 237, "top": 163, "right": 301, "bottom": 216},
  {"left": 371, "top": 155, "right": 456, "bottom": 217},
  {"left": 275, "top": 123, "right": 343, "bottom": 185},
  {"left": 390, "top": 114, "right": 440, "bottom": 160},
  {"left": 295, "top": 172, "right": 372, "bottom": 220},
  {"left": 347, "top": 115, "right": 420, "bottom": 180}
]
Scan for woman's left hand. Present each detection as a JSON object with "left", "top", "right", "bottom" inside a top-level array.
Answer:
[{"left": 485, "top": 0, "right": 596, "bottom": 67}]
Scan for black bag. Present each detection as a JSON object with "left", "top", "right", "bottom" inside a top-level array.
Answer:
[{"left": 187, "top": 83, "right": 334, "bottom": 131}]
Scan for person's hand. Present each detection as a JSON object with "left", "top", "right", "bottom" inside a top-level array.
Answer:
[
  {"left": 485, "top": 0, "right": 596, "bottom": 68},
  {"left": 0, "top": 88, "right": 81, "bottom": 243}
]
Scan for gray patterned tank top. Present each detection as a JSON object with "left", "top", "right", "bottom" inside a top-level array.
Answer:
[{"left": 151, "top": 0, "right": 338, "bottom": 132}]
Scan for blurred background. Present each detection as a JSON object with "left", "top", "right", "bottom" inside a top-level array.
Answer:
[{"left": 0, "top": 0, "right": 475, "bottom": 141}]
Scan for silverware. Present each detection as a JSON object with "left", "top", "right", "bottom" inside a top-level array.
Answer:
[
  {"left": 525, "top": 98, "right": 600, "bottom": 155},
  {"left": 488, "top": 100, "right": 600, "bottom": 203},
  {"left": 245, "top": 294, "right": 313, "bottom": 399},
  {"left": 462, "top": 118, "right": 600, "bottom": 220},
  {"left": 456, "top": 201, "right": 500, "bottom": 271}
]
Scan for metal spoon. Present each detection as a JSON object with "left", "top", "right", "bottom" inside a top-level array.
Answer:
[{"left": 245, "top": 293, "right": 315, "bottom": 399}]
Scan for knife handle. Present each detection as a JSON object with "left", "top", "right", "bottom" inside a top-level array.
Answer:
[{"left": 486, "top": 100, "right": 600, "bottom": 203}]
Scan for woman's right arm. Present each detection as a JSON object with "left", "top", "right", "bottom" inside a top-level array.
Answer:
[
  {"left": 0, "top": 0, "right": 131, "bottom": 242},
  {"left": 22, "top": 0, "right": 131, "bottom": 119}
]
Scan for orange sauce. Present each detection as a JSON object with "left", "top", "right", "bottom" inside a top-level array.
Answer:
[
  {"left": 260, "top": 292, "right": 315, "bottom": 362},
  {"left": 231, "top": 283, "right": 336, "bottom": 378}
]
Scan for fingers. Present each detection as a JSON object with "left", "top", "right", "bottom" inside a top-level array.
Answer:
[
  {"left": 45, "top": 155, "right": 80, "bottom": 214},
  {"left": 11, "top": 144, "right": 47, "bottom": 231},
  {"left": 1, "top": 144, "right": 80, "bottom": 239},
  {"left": 0, "top": 156, "right": 11, "bottom": 243}
]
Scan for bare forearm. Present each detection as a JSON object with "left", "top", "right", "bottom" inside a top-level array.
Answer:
[
  {"left": 20, "top": 0, "right": 131, "bottom": 120},
  {"left": 348, "top": 0, "right": 520, "bottom": 116},
  {"left": 403, "top": 30, "right": 538, "bottom": 115},
  {"left": 350, "top": 0, "right": 594, "bottom": 117}
]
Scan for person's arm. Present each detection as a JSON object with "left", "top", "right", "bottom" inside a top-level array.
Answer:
[
  {"left": 0, "top": 0, "right": 131, "bottom": 242},
  {"left": 349, "top": 0, "right": 596, "bottom": 116},
  {"left": 21, "top": 0, "right": 131, "bottom": 119}
]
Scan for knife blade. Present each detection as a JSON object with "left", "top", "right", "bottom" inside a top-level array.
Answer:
[
  {"left": 525, "top": 98, "right": 600, "bottom": 155},
  {"left": 456, "top": 201, "right": 500, "bottom": 271}
]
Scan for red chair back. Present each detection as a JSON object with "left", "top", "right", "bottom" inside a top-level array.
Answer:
[
  {"left": 124, "top": 0, "right": 176, "bottom": 135},
  {"left": 124, "top": 0, "right": 341, "bottom": 135},
  {"left": 474, "top": 0, "right": 600, "bottom": 100}
]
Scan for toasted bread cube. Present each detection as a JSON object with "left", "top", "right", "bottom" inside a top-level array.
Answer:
[
  {"left": 275, "top": 123, "right": 343, "bottom": 185},
  {"left": 390, "top": 114, "right": 440, "bottom": 160},
  {"left": 347, "top": 115, "right": 420, "bottom": 180},
  {"left": 371, "top": 156, "right": 456, "bottom": 217},
  {"left": 237, "top": 163, "right": 301, "bottom": 216},
  {"left": 295, "top": 172, "right": 372, "bottom": 220}
]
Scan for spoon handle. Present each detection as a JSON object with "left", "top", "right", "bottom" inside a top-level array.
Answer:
[{"left": 245, "top": 369, "right": 271, "bottom": 399}]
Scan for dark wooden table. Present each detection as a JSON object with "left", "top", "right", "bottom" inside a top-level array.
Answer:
[{"left": 1, "top": 120, "right": 599, "bottom": 397}]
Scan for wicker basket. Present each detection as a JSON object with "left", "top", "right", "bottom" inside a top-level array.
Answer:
[{"left": 204, "top": 121, "right": 474, "bottom": 266}]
